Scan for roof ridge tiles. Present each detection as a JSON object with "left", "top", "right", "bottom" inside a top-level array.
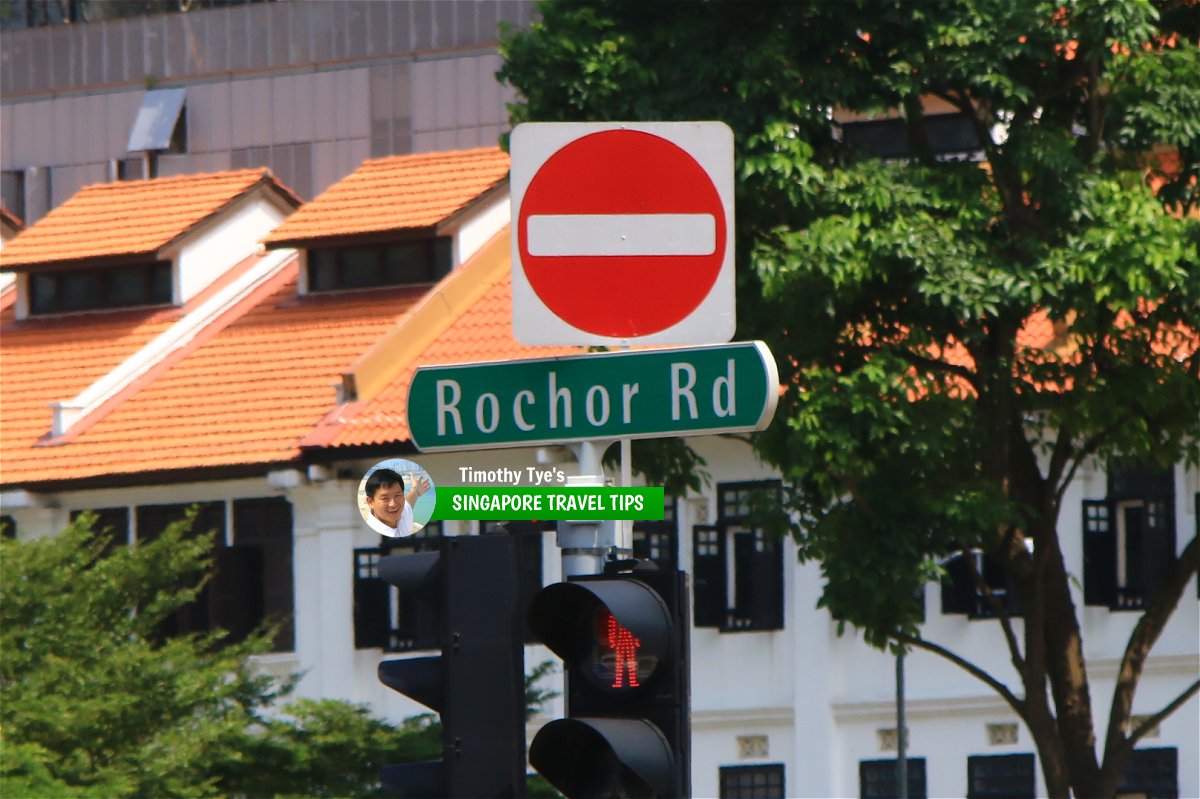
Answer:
[
  {"left": 1, "top": 168, "right": 300, "bottom": 268},
  {"left": 262, "top": 146, "right": 510, "bottom": 247}
]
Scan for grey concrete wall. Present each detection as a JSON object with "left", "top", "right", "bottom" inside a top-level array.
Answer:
[
  {"left": 1, "top": 1, "right": 534, "bottom": 97},
  {"left": 0, "top": 0, "right": 532, "bottom": 221}
]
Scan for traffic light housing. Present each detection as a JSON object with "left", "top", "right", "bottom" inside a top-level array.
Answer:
[
  {"left": 528, "top": 561, "right": 690, "bottom": 798},
  {"left": 376, "top": 534, "right": 525, "bottom": 798}
]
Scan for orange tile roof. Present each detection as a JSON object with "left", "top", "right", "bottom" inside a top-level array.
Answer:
[
  {"left": 0, "top": 169, "right": 299, "bottom": 269},
  {"left": 0, "top": 256, "right": 428, "bottom": 485},
  {"left": 0, "top": 151, "right": 528, "bottom": 488},
  {"left": 306, "top": 266, "right": 581, "bottom": 450},
  {"left": 262, "top": 147, "right": 510, "bottom": 247},
  {"left": 0, "top": 304, "right": 182, "bottom": 476}
]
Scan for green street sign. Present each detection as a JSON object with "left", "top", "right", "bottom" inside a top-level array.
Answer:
[{"left": 407, "top": 341, "right": 778, "bottom": 452}]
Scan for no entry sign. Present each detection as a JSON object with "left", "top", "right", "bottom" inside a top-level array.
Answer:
[{"left": 510, "top": 122, "right": 735, "bottom": 345}]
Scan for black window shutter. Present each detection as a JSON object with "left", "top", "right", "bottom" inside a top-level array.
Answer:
[
  {"left": 747, "top": 529, "right": 784, "bottom": 630},
  {"left": 633, "top": 519, "right": 678, "bottom": 572},
  {"left": 978, "top": 554, "right": 1004, "bottom": 617},
  {"left": 941, "top": 553, "right": 974, "bottom": 614},
  {"left": 515, "top": 526, "right": 546, "bottom": 644},
  {"left": 860, "top": 758, "right": 928, "bottom": 799},
  {"left": 692, "top": 524, "right": 725, "bottom": 628},
  {"left": 976, "top": 554, "right": 1023, "bottom": 618},
  {"left": 353, "top": 548, "right": 390, "bottom": 650},
  {"left": 1141, "top": 498, "right": 1176, "bottom": 603},
  {"left": 233, "top": 497, "right": 294, "bottom": 651},
  {"left": 209, "top": 545, "right": 264, "bottom": 644},
  {"left": 194, "top": 502, "right": 228, "bottom": 542},
  {"left": 1118, "top": 747, "right": 1178, "bottom": 799},
  {"left": 1082, "top": 500, "right": 1116, "bottom": 607},
  {"left": 71, "top": 507, "right": 130, "bottom": 555},
  {"left": 967, "top": 753, "right": 1036, "bottom": 799},
  {"left": 137, "top": 501, "right": 225, "bottom": 542},
  {"left": 136, "top": 502, "right": 226, "bottom": 638}
]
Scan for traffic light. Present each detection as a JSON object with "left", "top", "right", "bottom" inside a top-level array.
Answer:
[
  {"left": 527, "top": 560, "right": 690, "bottom": 799},
  {"left": 376, "top": 534, "right": 525, "bottom": 798}
]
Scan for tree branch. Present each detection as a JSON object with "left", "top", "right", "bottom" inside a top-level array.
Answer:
[
  {"left": 962, "top": 546, "right": 1028, "bottom": 684},
  {"left": 1132, "top": 680, "right": 1200, "bottom": 747},
  {"left": 1053, "top": 410, "right": 1137, "bottom": 508},
  {"left": 1103, "top": 535, "right": 1200, "bottom": 762},
  {"left": 893, "top": 347, "right": 980, "bottom": 388},
  {"left": 894, "top": 631, "right": 1027, "bottom": 719},
  {"left": 1046, "top": 421, "right": 1077, "bottom": 501}
]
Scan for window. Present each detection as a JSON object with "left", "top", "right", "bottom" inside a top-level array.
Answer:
[
  {"left": 1118, "top": 747, "right": 1178, "bottom": 799},
  {"left": 70, "top": 507, "right": 131, "bottom": 556},
  {"left": 29, "top": 261, "right": 172, "bottom": 315},
  {"left": 633, "top": 499, "right": 678, "bottom": 572},
  {"left": 127, "top": 88, "right": 187, "bottom": 154},
  {"left": 693, "top": 481, "right": 784, "bottom": 632},
  {"left": 967, "top": 753, "right": 1036, "bottom": 799},
  {"left": 232, "top": 497, "right": 295, "bottom": 652},
  {"left": 135, "top": 499, "right": 293, "bottom": 650},
  {"left": 720, "top": 764, "right": 785, "bottom": 799},
  {"left": 941, "top": 550, "right": 1022, "bottom": 618},
  {"left": 840, "top": 113, "right": 981, "bottom": 159},
  {"left": 307, "top": 238, "right": 452, "bottom": 292},
  {"left": 1, "top": 169, "right": 24, "bottom": 221},
  {"left": 137, "top": 502, "right": 227, "bottom": 641},
  {"left": 861, "top": 758, "right": 927, "bottom": 799},
  {"left": 353, "top": 523, "right": 444, "bottom": 651},
  {"left": 1083, "top": 463, "right": 1176, "bottom": 611}
]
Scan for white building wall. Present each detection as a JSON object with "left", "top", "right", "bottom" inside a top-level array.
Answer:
[
  {"left": 171, "top": 196, "right": 291, "bottom": 303},
  {"left": 2, "top": 439, "right": 1195, "bottom": 797}
]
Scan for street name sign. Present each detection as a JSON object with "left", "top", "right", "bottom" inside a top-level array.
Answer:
[
  {"left": 510, "top": 121, "right": 735, "bottom": 346},
  {"left": 407, "top": 341, "right": 778, "bottom": 452}
]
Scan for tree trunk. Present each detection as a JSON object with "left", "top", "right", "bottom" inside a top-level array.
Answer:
[{"left": 1039, "top": 533, "right": 1103, "bottom": 797}]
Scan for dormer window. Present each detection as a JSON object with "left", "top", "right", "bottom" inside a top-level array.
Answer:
[
  {"left": 28, "top": 261, "right": 173, "bottom": 315},
  {"left": 307, "top": 237, "right": 452, "bottom": 293},
  {"left": 838, "top": 112, "right": 981, "bottom": 160}
]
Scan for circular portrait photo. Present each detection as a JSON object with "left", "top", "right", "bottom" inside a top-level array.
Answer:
[{"left": 358, "top": 458, "right": 436, "bottom": 538}]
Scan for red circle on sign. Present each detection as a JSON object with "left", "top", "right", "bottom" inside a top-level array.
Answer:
[{"left": 517, "top": 129, "right": 726, "bottom": 338}]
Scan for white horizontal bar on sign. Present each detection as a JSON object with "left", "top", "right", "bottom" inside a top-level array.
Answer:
[{"left": 527, "top": 213, "right": 716, "bottom": 257}]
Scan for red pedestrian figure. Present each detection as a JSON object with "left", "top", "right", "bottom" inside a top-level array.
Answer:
[{"left": 605, "top": 612, "right": 641, "bottom": 688}]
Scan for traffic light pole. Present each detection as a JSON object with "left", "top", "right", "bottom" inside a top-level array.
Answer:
[{"left": 558, "top": 439, "right": 632, "bottom": 577}]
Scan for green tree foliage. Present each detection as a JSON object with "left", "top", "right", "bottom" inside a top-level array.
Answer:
[
  {"left": 500, "top": 2, "right": 1199, "bottom": 797},
  {"left": 0, "top": 514, "right": 434, "bottom": 798}
]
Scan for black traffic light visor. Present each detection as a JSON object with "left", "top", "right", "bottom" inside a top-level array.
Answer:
[
  {"left": 377, "top": 656, "right": 443, "bottom": 714},
  {"left": 378, "top": 551, "right": 440, "bottom": 597},
  {"left": 529, "top": 717, "right": 674, "bottom": 799},
  {"left": 528, "top": 579, "right": 671, "bottom": 684}
]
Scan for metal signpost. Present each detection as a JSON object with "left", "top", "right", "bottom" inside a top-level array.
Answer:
[{"left": 396, "top": 121, "right": 768, "bottom": 798}]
